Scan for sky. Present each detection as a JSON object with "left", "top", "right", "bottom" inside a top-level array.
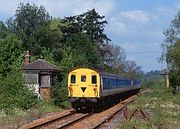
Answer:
[{"left": 0, "top": 0, "right": 180, "bottom": 72}]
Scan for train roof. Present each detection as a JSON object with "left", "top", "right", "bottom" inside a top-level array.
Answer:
[
  {"left": 70, "top": 67, "right": 130, "bottom": 80},
  {"left": 97, "top": 71, "right": 130, "bottom": 79}
]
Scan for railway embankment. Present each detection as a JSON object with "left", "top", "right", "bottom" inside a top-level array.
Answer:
[
  {"left": 115, "top": 85, "right": 180, "bottom": 129},
  {"left": 0, "top": 102, "right": 68, "bottom": 129},
  {"left": 1, "top": 85, "right": 179, "bottom": 129}
]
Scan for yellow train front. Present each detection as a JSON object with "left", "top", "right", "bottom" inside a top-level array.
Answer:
[{"left": 68, "top": 68, "right": 140, "bottom": 110}]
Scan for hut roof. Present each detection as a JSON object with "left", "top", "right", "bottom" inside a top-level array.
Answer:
[{"left": 23, "top": 59, "right": 62, "bottom": 72}]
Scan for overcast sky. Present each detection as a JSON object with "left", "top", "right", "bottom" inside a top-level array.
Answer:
[{"left": 0, "top": 0, "right": 180, "bottom": 72}]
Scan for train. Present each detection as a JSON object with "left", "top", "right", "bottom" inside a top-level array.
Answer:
[{"left": 68, "top": 68, "right": 141, "bottom": 110}]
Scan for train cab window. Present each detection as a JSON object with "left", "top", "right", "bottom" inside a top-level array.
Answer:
[
  {"left": 92, "top": 75, "right": 97, "bottom": 84},
  {"left": 71, "top": 75, "right": 76, "bottom": 83},
  {"left": 81, "top": 76, "right": 86, "bottom": 82}
]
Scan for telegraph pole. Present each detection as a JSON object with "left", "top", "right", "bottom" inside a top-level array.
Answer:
[{"left": 160, "top": 69, "right": 169, "bottom": 88}]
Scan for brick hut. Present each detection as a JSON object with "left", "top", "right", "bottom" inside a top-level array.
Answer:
[{"left": 23, "top": 51, "right": 62, "bottom": 100}]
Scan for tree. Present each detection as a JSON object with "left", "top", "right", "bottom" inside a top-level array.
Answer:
[
  {"left": 103, "top": 44, "right": 126, "bottom": 66},
  {"left": 162, "top": 11, "right": 180, "bottom": 88},
  {"left": 6, "top": 3, "right": 51, "bottom": 52},
  {"left": 78, "top": 9, "right": 110, "bottom": 45},
  {"left": 0, "top": 34, "right": 36, "bottom": 113},
  {"left": 0, "top": 21, "right": 9, "bottom": 39},
  {"left": 61, "top": 9, "right": 110, "bottom": 66},
  {"left": 61, "top": 33, "right": 100, "bottom": 71},
  {"left": 163, "top": 11, "right": 180, "bottom": 45},
  {"left": 166, "top": 40, "right": 180, "bottom": 87},
  {"left": 102, "top": 44, "right": 126, "bottom": 74},
  {"left": 0, "top": 34, "right": 24, "bottom": 77},
  {"left": 125, "top": 61, "right": 142, "bottom": 80},
  {"left": 161, "top": 11, "right": 180, "bottom": 61},
  {"left": 0, "top": 69, "right": 37, "bottom": 113},
  {"left": 62, "top": 9, "right": 110, "bottom": 44},
  {"left": 31, "top": 22, "right": 62, "bottom": 56},
  {"left": 167, "top": 40, "right": 180, "bottom": 69}
]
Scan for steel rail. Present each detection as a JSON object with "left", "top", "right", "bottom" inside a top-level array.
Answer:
[
  {"left": 92, "top": 90, "right": 145, "bottom": 129},
  {"left": 58, "top": 113, "right": 93, "bottom": 129},
  {"left": 19, "top": 111, "right": 76, "bottom": 129}
]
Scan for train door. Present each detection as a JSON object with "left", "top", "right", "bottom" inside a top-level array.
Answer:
[
  {"left": 88, "top": 73, "right": 99, "bottom": 97},
  {"left": 68, "top": 72, "right": 80, "bottom": 97},
  {"left": 79, "top": 74, "right": 88, "bottom": 97}
]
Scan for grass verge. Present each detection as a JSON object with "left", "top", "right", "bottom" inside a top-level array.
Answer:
[
  {"left": 119, "top": 83, "right": 180, "bottom": 129},
  {"left": 0, "top": 100, "right": 71, "bottom": 129}
]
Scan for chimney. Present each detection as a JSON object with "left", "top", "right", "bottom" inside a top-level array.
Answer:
[{"left": 25, "top": 50, "right": 30, "bottom": 64}]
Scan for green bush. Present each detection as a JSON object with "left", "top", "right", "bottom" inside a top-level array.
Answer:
[
  {"left": 60, "top": 101, "right": 71, "bottom": 109},
  {"left": 51, "top": 76, "right": 69, "bottom": 107},
  {"left": 0, "top": 69, "right": 38, "bottom": 114},
  {"left": 0, "top": 34, "right": 24, "bottom": 77}
]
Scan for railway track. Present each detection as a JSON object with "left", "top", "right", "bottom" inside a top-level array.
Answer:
[
  {"left": 93, "top": 95, "right": 136, "bottom": 129},
  {"left": 67, "top": 94, "right": 137, "bottom": 129},
  {"left": 19, "top": 91, "right": 145, "bottom": 129},
  {"left": 93, "top": 90, "right": 147, "bottom": 129},
  {"left": 19, "top": 110, "right": 92, "bottom": 129},
  {"left": 37, "top": 113, "right": 92, "bottom": 129}
]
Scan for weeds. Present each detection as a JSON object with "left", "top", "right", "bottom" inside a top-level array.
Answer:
[{"left": 120, "top": 81, "right": 180, "bottom": 129}]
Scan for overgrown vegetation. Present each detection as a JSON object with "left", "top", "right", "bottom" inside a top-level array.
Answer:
[
  {"left": 119, "top": 80, "right": 180, "bottom": 129},
  {"left": 140, "top": 70, "right": 163, "bottom": 88},
  {"left": 0, "top": 69, "right": 37, "bottom": 115}
]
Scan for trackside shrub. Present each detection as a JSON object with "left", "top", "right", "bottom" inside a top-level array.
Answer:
[
  {"left": 0, "top": 69, "right": 38, "bottom": 114},
  {"left": 51, "top": 76, "right": 70, "bottom": 108}
]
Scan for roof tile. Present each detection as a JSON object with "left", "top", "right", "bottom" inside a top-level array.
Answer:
[{"left": 23, "top": 59, "right": 62, "bottom": 71}]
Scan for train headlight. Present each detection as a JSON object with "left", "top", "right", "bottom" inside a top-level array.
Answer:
[
  {"left": 93, "top": 87, "right": 98, "bottom": 96},
  {"left": 93, "top": 87, "right": 97, "bottom": 91},
  {"left": 69, "top": 87, "right": 73, "bottom": 96}
]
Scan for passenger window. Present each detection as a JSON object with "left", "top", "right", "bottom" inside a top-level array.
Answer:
[
  {"left": 71, "top": 75, "right": 76, "bottom": 83},
  {"left": 81, "top": 76, "right": 86, "bottom": 82},
  {"left": 92, "top": 75, "right": 97, "bottom": 84}
]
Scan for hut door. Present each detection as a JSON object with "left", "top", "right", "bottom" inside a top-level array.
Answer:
[
  {"left": 39, "top": 75, "right": 51, "bottom": 100},
  {"left": 40, "top": 75, "right": 50, "bottom": 87}
]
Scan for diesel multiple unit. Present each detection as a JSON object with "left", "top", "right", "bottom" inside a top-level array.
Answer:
[{"left": 68, "top": 68, "right": 141, "bottom": 109}]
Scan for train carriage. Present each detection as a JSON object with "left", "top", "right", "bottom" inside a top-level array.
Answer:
[{"left": 68, "top": 68, "right": 141, "bottom": 110}]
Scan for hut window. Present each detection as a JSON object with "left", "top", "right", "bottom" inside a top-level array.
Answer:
[
  {"left": 71, "top": 75, "right": 76, "bottom": 83},
  {"left": 24, "top": 73, "right": 38, "bottom": 84},
  {"left": 81, "top": 76, "right": 86, "bottom": 82},
  {"left": 92, "top": 75, "right": 97, "bottom": 84}
]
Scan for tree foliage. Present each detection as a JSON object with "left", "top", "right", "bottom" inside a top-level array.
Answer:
[
  {"left": 125, "top": 60, "right": 142, "bottom": 80},
  {"left": 65, "top": 33, "right": 100, "bottom": 67},
  {"left": 61, "top": 9, "right": 110, "bottom": 65},
  {"left": 0, "top": 69, "right": 37, "bottom": 114},
  {"left": 6, "top": 3, "right": 51, "bottom": 54},
  {"left": 167, "top": 40, "right": 180, "bottom": 87},
  {"left": 103, "top": 44, "right": 126, "bottom": 66},
  {"left": 102, "top": 44, "right": 142, "bottom": 79},
  {"left": 62, "top": 9, "right": 110, "bottom": 44},
  {"left": 0, "top": 34, "right": 24, "bottom": 77},
  {"left": 0, "top": 21, "right": 9, "bottom": 39},
  {"left": 78, "top": 9, "right": 110, "bottom": 45},
  {"left": 162, "top": 11, "right": 180, "bottom": 88}
]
